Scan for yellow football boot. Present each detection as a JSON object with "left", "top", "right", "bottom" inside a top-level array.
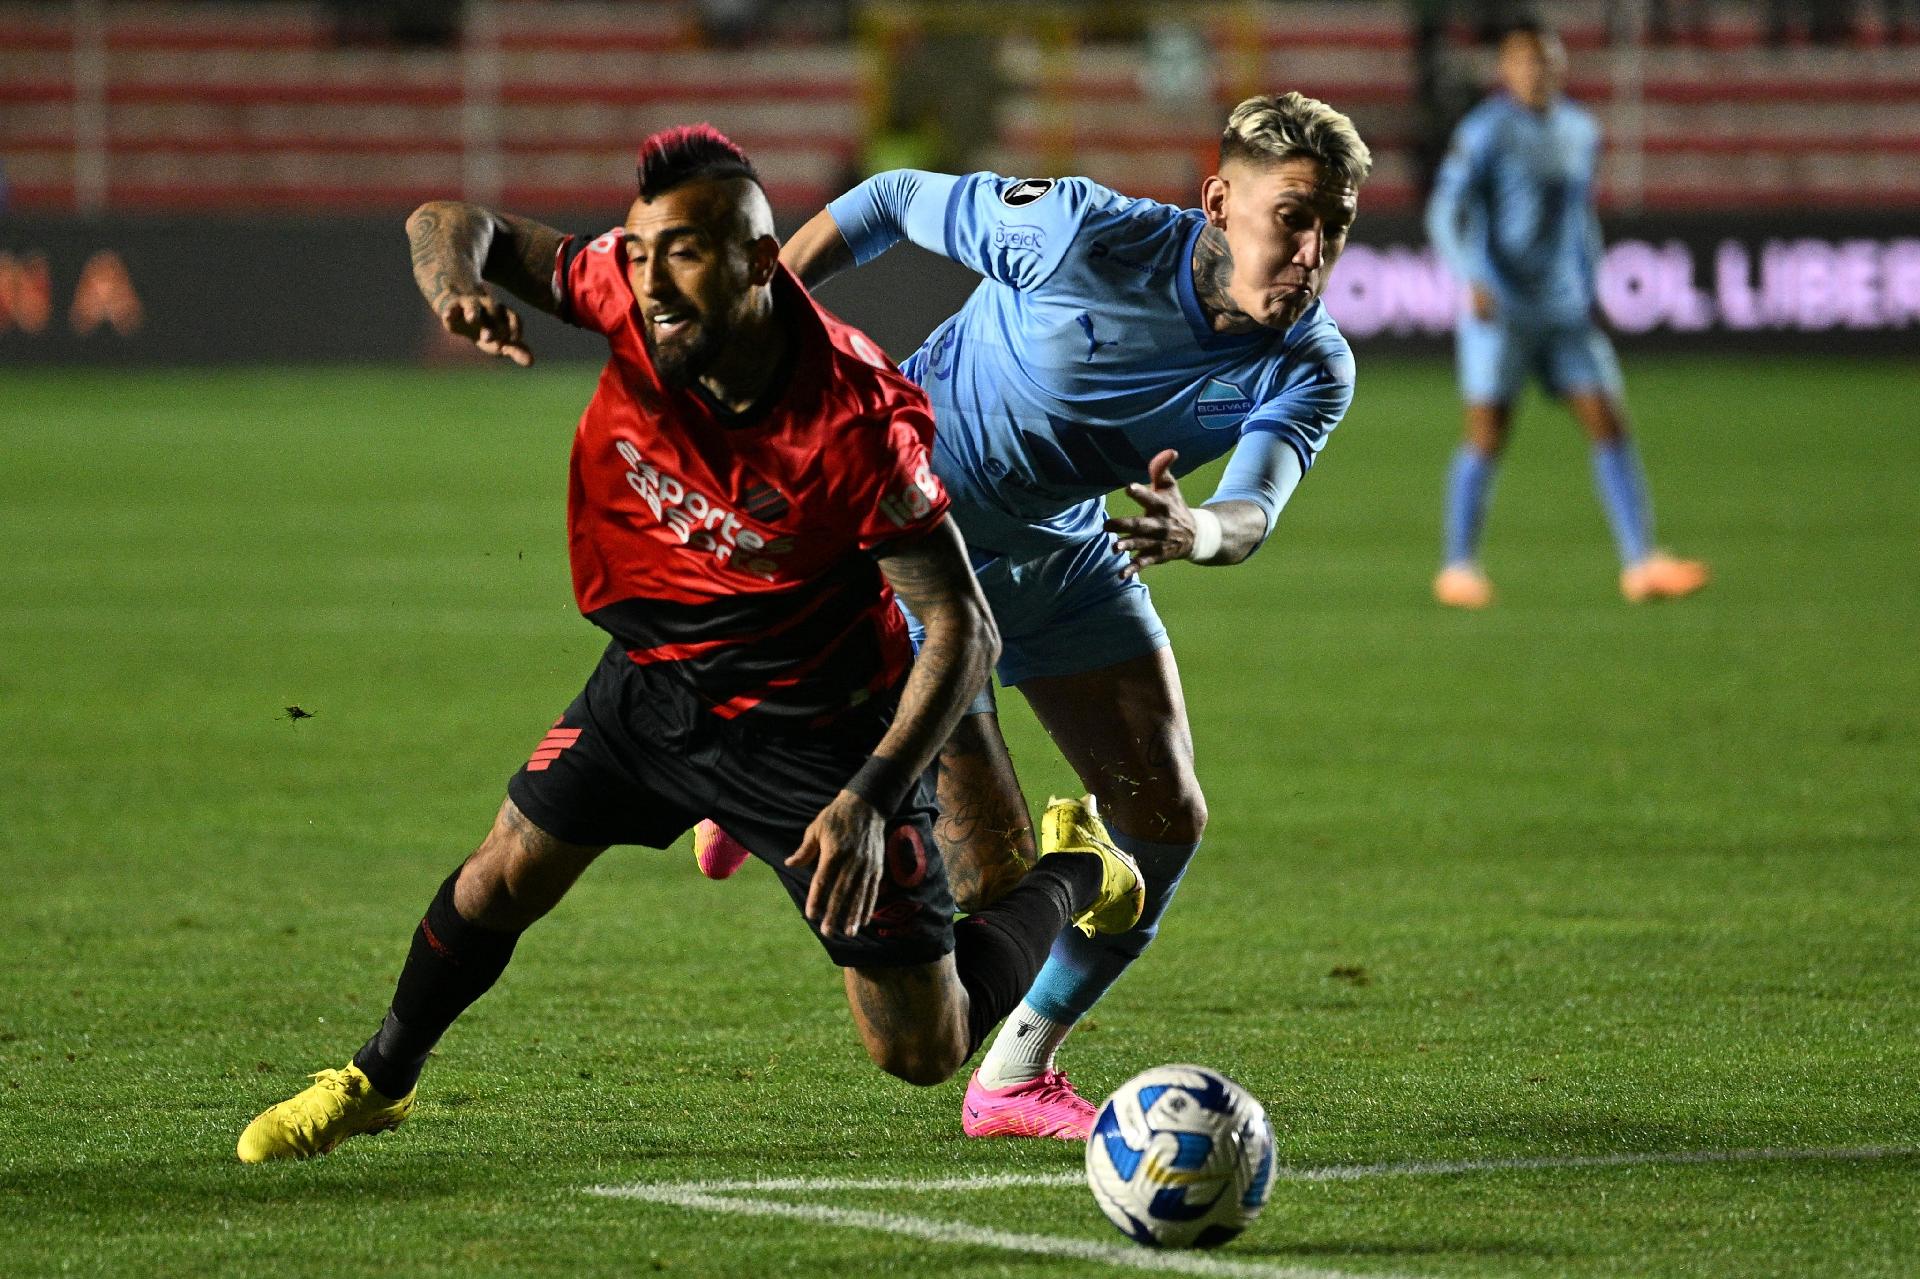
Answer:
[
  {"left": 236, "top": 1064, "right": 414, "bottom": 1163},
  {"left": 1039, "top": 795, "right": 1145, "bottom": 937}
]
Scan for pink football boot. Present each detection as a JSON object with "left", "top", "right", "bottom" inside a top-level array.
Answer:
[
  {"left": 961, "top": 1068, "right": 1097, "bottom": 1141},
  {"left": 692, "top": 819, "right": 753, "bottom": 880}
]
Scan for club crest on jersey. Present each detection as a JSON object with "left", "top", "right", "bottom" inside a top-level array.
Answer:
[
  {"left": 999, "top": 178, "right": 1055, "bottom": 207},
  {"left": 614, "top": 438, "right": 790, "bottom": 579},
  {"left": 1195, "top": 377, "right": 1253, "bottom": 430}
]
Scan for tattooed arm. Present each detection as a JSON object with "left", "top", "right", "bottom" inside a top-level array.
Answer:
[
  {"left": 868, "top": 516, "right": 1001, "bottom": 790},
  {"left": 785, "top": 516, "right": 1000, "bottom": 938},
  {"left": 406, "top": 201, "right": 568, "bottom": 366}
]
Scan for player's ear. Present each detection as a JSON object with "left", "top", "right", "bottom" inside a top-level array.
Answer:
[
  {"left": 1200, "top": 174, "right": 1229, "bottom": 229},
  {"left": 747, "top": 234, "right": 781, "bottom": 286}
]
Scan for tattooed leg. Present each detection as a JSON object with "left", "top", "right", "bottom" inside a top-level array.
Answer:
[
  {"left": 932, "top": 711, "right": 1035, "bottom": 912},
  {"left": 842, "top": 839, "right": 1097, "bottom": 1086},
  {"left": 843, "top": 959, "right": 969, "bottom": 1086}
]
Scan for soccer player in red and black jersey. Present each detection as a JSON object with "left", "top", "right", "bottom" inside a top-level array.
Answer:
[{"left": 235, "top": 127, "right": 1144, "bottom": 1162}]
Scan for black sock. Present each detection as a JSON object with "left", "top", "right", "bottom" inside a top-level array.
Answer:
[
  {"left": 351, "top": 868, "right": 520, "bottom": 1099},
  {"left": 951, "top": 852, "right": 1101, "bottom": 1057}
]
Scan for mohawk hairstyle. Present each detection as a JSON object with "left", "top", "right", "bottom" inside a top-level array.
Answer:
[{"left": 636, "top": 124, "right": 761, "bottom": 199}]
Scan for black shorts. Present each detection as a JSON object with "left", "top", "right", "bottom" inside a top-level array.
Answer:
[{"left": 506, "top": 641, "right": 955, "bottom": 968}]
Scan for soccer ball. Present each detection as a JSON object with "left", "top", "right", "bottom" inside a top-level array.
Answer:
[{"left": 1085, "top": 1064, "right": 1276, "bottom": 1248}]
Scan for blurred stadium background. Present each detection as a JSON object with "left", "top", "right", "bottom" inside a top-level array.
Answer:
[{"left": 3, "top": 0, "right": 1917, "bottom": 362}]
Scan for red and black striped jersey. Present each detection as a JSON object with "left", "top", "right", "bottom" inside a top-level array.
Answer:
[{"left": 551, "top": 227, "right": 950, "bottom": 725}]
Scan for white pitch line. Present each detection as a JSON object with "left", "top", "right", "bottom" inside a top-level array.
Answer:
[
  {"left": 1281, "top": 1143, "right": 1920, "bottom": 1183},
  {"left": 591, "top": 1142, "right": 1919, "bottom": 1196},
  {"left": 595, "top": 1183, "right": 1409, "bottom": 1279},
  {"left": 583, "top": 1144, "right": 1918, "bottom": 1279}
]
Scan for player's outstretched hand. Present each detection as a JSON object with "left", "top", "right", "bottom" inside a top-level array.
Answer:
[
  {"left": 787, "top": 790, "right": 887, "bottom": 939},
  {"left": 439, "top": 290, "right": 534, "bottom": 366},
  {"left": 1105, "top": 448, "right": 1194, "bottom": 579}
]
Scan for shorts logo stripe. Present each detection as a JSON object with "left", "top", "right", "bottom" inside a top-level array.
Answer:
[{"left": 528, "top": 726, "right": 584, "bottom": 772}]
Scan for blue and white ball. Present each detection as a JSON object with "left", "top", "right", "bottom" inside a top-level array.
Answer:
[{"left": 1085, "top": 1064, "right": 1276, "bottom": 1249}]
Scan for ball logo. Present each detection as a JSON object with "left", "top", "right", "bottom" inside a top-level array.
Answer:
[{"left": 999, "top": 178, "right": 1056, "bottom": 208}]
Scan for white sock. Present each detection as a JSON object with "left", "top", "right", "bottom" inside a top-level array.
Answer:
[{"left": 977, "top": 999, "right": 1075, "bottom": 1089}]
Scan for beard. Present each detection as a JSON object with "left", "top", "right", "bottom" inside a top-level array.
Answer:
[{"left": 643, "top": 308, "right": 732, "bottom": 387}]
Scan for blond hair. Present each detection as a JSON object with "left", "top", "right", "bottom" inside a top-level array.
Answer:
[{"left": 1220, "top": 92, "right": 1372, "bottom": 188}]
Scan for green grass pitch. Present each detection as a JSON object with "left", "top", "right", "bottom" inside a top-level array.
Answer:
[{"left": 2, "top": 356, "right": 1916, "bottom": 1277}]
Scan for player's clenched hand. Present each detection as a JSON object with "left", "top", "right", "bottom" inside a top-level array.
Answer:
[
  {"left": 786, "top": 790, "right": 887, "bottom": 939},
  {"left": 439, "top": 290, "right": 534, "bottom": 366},
  {"left": 1104, "top": 448, "right": 1195, "bottom": 579}
]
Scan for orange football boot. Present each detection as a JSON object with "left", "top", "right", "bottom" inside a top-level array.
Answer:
[
  {"left": 1620, "top": 552, "right": 1710, "bottom": 603},
  {"left": 1433, "top": 563, "right": 1495, "bottom": 610}
]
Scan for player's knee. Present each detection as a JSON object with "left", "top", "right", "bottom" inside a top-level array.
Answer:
[
  {"left": 1582, "top": 415, "right": 1628, "bottom": 445},
  {"left": 457, "top": 801, "right": 600, "bottom": 931},
  {"left": 867, "top": 1035, "right": 964, "bottom": 1087},
  {"left": 1467, "top": 424, "right": 1510, "bottom": 456},
  {"left": 1119, "top": 786, "right": 1207, "bottom": 845},
  {"left": 1094, "top": 760, "right": 1206, "bottom": 845},
  {"left": 1465, "top": 405, "right": 1511, "bottom": 456}
]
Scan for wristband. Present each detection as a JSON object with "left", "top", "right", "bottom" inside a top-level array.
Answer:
[
  {"left": 844, "top": 753, "right": 914, "bottom": 816},
  {"left": 1188, "top": 506, "right": 1223, "bottom": 563}
]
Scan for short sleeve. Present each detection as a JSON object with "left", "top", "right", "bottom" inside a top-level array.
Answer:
[
  {"left": 938, "top": 173, "right": 1105, "bottom": 291},
  {"left": 555, "top": 227, "right": 633, "bottom": 335},
  {"left": 1238, "top": 332, "right": 1356, "bottom": 475},
  {"left": 829, "top": 169, "right": 1107, "bottom": 293},
  {"left": 851, "top": 400, "right": 951, "bottom": 551}
]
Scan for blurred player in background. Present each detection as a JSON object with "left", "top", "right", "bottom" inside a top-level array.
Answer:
[
  {"left": 710, "top": 92, "right": 1368, "bottom": 1141},
  {"left": 1426, "top": 20, "right": 1708, "bottom": 609},
  {"left": 236, "top": 127, "right": 1143, "bottom": 1162}
]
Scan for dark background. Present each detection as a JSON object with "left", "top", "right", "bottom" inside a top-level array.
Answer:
[{"left": 6, "top": 211, "right": 1916, "bottom": 367}]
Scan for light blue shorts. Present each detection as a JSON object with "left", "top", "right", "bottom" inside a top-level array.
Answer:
[
  {"left": 1456, "top": 311, "right": 1625, "bottom": 406},
  {"left": 899, "top": 526, "right": 1169, "bottom": 711}
]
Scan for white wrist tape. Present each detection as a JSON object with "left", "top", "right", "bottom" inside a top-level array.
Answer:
[{"left": 1188, "top": 506, "right": 1223, "bottom": 563}]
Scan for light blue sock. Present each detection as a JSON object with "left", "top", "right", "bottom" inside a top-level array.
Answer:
[
  {"left": 1443, "top": 445, "right": 1498, "bottom": 566},
  {"left": 1590, "top": 438, "right": 1653, "bottom": 567},
  {"left": 1023, "top": 830, "right": 1199, "bottom": 1024}
]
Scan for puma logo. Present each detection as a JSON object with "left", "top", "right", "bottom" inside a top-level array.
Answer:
[{"left": 1076, "top": 312, "right": 1119, "bottom": 362}]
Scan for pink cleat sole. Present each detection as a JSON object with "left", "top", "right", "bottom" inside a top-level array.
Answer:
[
  {"left": 961, "top": 1068, "right": 1096, "bottom": 1141},
  {"left": 692, "top": 819, "right": 753, "bottom": 880}
]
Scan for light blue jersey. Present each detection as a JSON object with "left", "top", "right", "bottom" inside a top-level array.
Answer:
[
  {"left": 1426, "top": 94, "right": 1621, "bottom": 405},
  {"left": 829, "top": 170, "right": 1355, "bottom": 566},
  {"left": 1425, "top": 93, "right": 1604, "bottom": 323}
]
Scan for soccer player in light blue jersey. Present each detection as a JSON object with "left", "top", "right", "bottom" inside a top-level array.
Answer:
[
  {"left": 762, "top": 92, "right": 1370, "bottom": 1138},
  {"left": 1426, "top": 20, "right": 1707, "bottom": 609}
]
